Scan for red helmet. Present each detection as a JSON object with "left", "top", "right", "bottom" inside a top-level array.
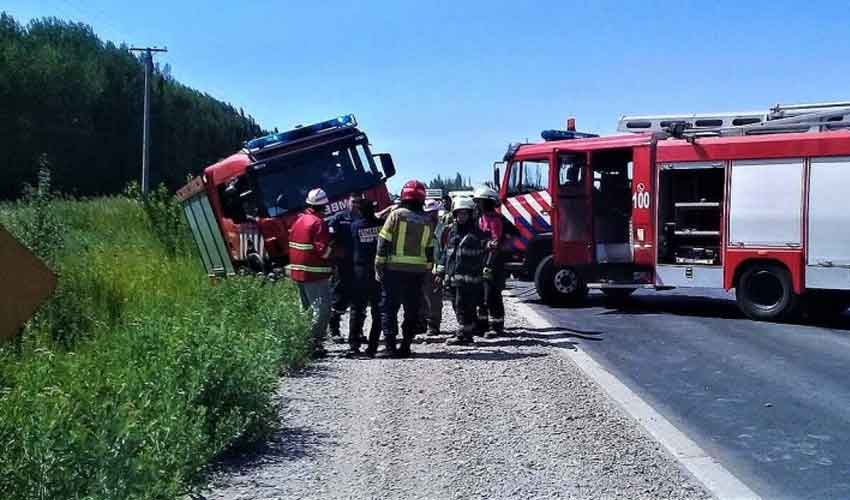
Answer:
[{"left": 400, "top": 180, "right": 426, "bottom": 202}]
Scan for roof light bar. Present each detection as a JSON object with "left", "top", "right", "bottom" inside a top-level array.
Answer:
[{"left": 245, "top": 114, "right": 358, "bottom": 151}]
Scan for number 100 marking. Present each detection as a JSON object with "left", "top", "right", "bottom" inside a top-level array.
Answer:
[{"left": 632, "top": 191, "right": 651, "bottom": 209}]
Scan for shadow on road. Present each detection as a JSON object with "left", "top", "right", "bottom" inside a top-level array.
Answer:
[
  {"left": 210, "top": 425, "right": 331, "bottom": 476},
  {"left": 412, "top": 349, "right": 548, "bottom": 361}
]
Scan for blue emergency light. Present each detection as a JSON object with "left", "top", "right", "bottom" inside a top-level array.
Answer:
[
  {"left": 540, "top": 129, "right": 599, "bottom": 142},
  {"left": 245, "top": 114, "right": 358, "bottom": 151}
]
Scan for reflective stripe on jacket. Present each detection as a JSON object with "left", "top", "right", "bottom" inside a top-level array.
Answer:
[
  {"left": 286, "top": 208, "right": 333, "bottom": 282},
  {"left": 436, "top": 223, "right": 488, "bottom": 285},
  {"left": 375, "top": 207, "right": 434, "bottom": 273}
]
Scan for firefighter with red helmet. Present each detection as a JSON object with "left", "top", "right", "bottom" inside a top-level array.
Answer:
[
  {"left": 375, "top": 180, "right": 434, "bottom": 357},
  {"left": 474, "top": 185, "right": 506, "bottom": 337},
  {"left": 287, "top": 188, "right": 334, "bottom": 358}
]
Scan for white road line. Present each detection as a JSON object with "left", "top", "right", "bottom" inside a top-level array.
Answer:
[{"left": 506, "top": 293, "right": 761, "bottom": 500}]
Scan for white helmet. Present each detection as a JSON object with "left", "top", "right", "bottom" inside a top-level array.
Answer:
[
  {"left": 452, "top": 196, "right": 475, "bottom": 213},
  {"left": 306, "top": 188, "right": 329, "bottom": 206},
  {"left": 473, "top": 185, "right": 499, "bottom": 203},
  {"left": 424, "top": 199, "right": 442, "bottom": 213}
]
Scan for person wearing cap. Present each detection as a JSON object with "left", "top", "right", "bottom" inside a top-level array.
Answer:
[
  {"left": 326, "top": 194, "right": 361, "bottom": 344},
  {"left": 473, "top": 185, "right": 506, "bottom": 338},
  {"left": 418, "top": 198, "right": 444, "bottom": 337},
  {"left": 348, "top": 196, "right": 383, "bottom": 357},
  {"left": 287, "top": 188, "right": 334, "bottom": 358},
  {"left": 434, "top": 196, "right": 490, "bottom": 345},
  {"left": 375, "top": 180, "right": 434, "bottom": 358}
]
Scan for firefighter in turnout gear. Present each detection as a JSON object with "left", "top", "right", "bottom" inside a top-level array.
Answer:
[
  {"left": 375, "top": 180, "right": 434, "bottom": 358},
  {"left": 435, "top": 197, "right": 491, "bottom": 345},
  {"left": 287, "top": 188, "right": 334, "bottom": 358},
  {"left": 420, "top": 198, "right": 444, "bottom": 337},
  {"left": 349, "top": 197, "right": 383, "bottom": 357},
  {"left": 474, "top": 186, "right": 506, "bottom": 338},
  {"left": 327, "top": 194, "right": 360, "bottom": 344}
]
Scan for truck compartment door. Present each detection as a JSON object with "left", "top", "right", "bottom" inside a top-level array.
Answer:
[
  {"left": 807, "top": 156, "right": 850, "bottom": 290},
  {"left": 729, "top": 158, "right": 804, "bottom": 248},
  {"left": 554, "top": 153, "right": 593, "bottom": 265}
]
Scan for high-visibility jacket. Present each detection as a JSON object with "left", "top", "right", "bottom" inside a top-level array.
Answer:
[
  {"left": 375, "top": 207, "right": 434, "bottom": 273},
  {"left": 286, "top": 208, "right": 333, "bottom": 282}
]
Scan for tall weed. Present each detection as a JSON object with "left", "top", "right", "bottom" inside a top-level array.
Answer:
[{"left": 0, "top": 190, "right": 311, "bottom": 500}]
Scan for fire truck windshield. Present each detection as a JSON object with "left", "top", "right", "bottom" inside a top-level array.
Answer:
[{"left": 254, "top": 142, "right": 382, "bottom": 217}]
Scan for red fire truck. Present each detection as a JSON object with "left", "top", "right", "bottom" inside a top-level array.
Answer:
[
  {"left": 495, "top": 102, "right": 850, "bottom": 321},
  {"left": 177, "top": 115, "right": 395, "bottom": 276}
]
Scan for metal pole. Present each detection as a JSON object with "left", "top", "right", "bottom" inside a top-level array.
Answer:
[
  {"left": 142, "top": 49, "right": 151, "bottom": 195},
  {"left": 129, "top": 46, "right": 167, "bottom": 196}
]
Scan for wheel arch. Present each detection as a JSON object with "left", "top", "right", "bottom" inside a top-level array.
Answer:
[{"left": 727, "top": 253, "right": 805, "bottom": 294}]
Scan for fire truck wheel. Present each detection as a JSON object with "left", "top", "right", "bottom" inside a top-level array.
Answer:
[
  {"left": 534, "top": 255, "right": 588, "bottom": 305},
  {"left": 736, "top": 262, "right": 799, "bottom": 321}
]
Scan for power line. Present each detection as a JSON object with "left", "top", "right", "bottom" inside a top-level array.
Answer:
[{"left": 129, "top": 46, "right": 168, "bottom": 195}]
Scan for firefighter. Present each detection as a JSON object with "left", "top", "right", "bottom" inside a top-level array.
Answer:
[
  {"left": 419, "top": 198, "right": 444, "bottom": 337},
  {"left": 435, "top": 197, "right": 490, "bottom": 345},
  {"left": 327, "top": 194, "right": 360, "bottom": 344},
  {"left": 473, "top": 186, "right": 506, "bottom": 338},
  {"left": 287, "top": 188, "right": 334, "bottom": 358},
  {"left": 349, "top": 197, "right": 383, "bottom": 357},
  {"left": 375, "top": 180, "right": 433, "bottom": 358}
]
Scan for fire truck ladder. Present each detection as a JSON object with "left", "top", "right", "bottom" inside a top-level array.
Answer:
[{"left": 617, "top": 101, "right": 850, "bottom": 137}]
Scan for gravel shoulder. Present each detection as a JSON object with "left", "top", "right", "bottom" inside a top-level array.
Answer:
[{"left": 201, "top": 288, "right": 711, "bottom": 500}]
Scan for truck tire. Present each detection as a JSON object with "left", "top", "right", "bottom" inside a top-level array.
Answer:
[
  {"left": 534, "top": 255, "right": 588, "bottom": 306},
  {"left": 736, "top": 262, "right": 799, "bottom": 321}
]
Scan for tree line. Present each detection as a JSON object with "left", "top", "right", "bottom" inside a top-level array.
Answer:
[{"left": 0, "top": 13, "right": 266, "bottom": 200}]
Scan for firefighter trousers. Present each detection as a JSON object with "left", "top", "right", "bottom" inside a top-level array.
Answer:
[
  {"left": 296, "top": 278, "right": 331, "bottom": 347},
  {"left": 478, "top": 280, "right": 505, "bottom": 333},
  {"left": 478, "top": 264, "right": 505, "bottom": 333},
  {"left": 380, "top": 270, "right": 425, "bottom": 349},
  {"left": 420, "top": 275, "right": 443, "bottom": 334},
  {"left": 453, "top": 283, "right": 482, "bottom": 341},
  {"left": 328, "top": 264, "right": 353, "bottom": 337},
  {"left": 351, "top": 266, "right": 381, "bottom": 352}
]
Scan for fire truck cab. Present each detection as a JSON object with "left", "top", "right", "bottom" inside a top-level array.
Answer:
[
  {"left": 497, "top": 102, "right": 850, "bottom": 321},
  {"left": 177, "top": 115, "right": 395, "bottom": 276}
]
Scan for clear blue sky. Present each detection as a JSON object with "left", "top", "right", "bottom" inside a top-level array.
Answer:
[{"left": 8, "top": 1, "right": 850, "bottom": 192}]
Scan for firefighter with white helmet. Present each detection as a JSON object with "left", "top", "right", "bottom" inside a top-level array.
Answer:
[
  {"left": 419, "top": 197, "right": 444, "bottom": 337},
  {"left": 287, "top": 187, "right": 334, "bottom": 358},
  {"left": 435, "top": 196, "right": 491, "bottom": 345},
  {"left": 473, "top": 185, "right": 506, "bottom": 337},
  {"left": 375, "top": 180, "right": 434, "bottom": 357}
]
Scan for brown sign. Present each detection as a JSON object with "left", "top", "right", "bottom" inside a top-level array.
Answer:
[{"left": 0, "top": 225, "right": 57, "bottom": 339}]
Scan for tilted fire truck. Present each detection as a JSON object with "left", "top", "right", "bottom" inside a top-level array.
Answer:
[
  {"left": 176, "top": 115, "right": 395, "bottom": 276},
  {"left": 494, "top": 102, "right": 850, "bottom": 321}
]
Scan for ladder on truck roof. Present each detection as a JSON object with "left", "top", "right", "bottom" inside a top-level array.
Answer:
[{"left": 617, "top": 101, "right": 850, "bottom": 137}]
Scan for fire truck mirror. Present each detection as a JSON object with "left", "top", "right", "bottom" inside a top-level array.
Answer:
[
  {"left": 373, "top": 153, "right": 396, "bottom": 179},
  {"left": 493, "top": 161, "right": 504, "bottom": 188}
]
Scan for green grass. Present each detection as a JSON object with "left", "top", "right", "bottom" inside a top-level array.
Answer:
[{"left": 0, "top": 192, "right": 311, "bottom": 500}]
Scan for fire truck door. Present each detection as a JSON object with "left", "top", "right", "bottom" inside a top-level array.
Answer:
[
  {"left": 553, "top": 152, "right": 593, "bottom": 265},
  {"left": 807, "top": 156, "right": 850, "bottom": 290}
]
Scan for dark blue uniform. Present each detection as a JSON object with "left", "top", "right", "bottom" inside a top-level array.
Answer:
[
  {"left": 350, "top": 214, "right": 383, "bottom": 353},
  {"left": 327, "top": 211, "right": 355, "bottom": 340}
]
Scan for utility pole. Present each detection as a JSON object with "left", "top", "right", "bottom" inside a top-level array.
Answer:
[{"left": 129, "top": 46, "right": 168, "bottom": 195}]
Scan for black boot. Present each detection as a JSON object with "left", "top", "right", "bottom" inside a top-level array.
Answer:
[
  {"left": 381, "top": 336, "right": 398, "bottom": 357},
  {"left": 329, "top": 311, "right": 345, "bottom": 344},
  {"left": 396, "top": 341, "right": 413, "bottom": 358}
]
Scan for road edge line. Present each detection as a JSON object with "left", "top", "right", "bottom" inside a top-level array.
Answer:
[{"left": 506, "top": 293, "right": 760, "bottom": 500}]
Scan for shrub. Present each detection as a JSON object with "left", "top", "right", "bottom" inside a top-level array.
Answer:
[{"left": 0, "top": 193, "right": 311, "bottom": 500}]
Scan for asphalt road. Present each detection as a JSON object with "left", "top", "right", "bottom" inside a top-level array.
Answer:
[{"left": 509, "top": 281, "right": 850, "bottom": 500}]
